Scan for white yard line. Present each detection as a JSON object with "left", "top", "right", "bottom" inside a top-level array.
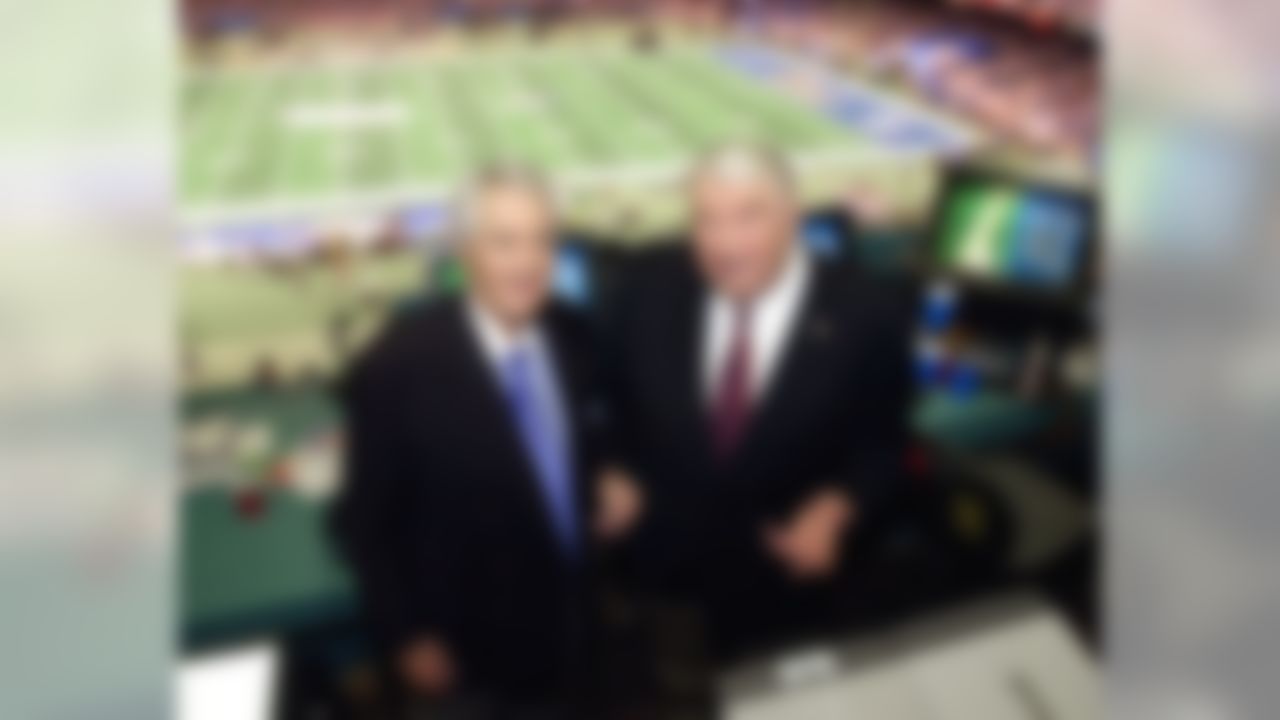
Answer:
[
  {"left": 512, "top": 61, "right": 589, "bottom": 171},
  {"left": 332, "top": 63, "right": 358, "bottom": 202},
  {"left": 266, "top": 71, "right": 307, "bottom": 201},
  {"left": 406, "top": 68, "right": 466, "bottom": 191},
  {"left": 388, "top": 72, "right": 417, "bottom": 192},
  {"left": 206, "top": 71, "right": 283, "bottom": 201}
]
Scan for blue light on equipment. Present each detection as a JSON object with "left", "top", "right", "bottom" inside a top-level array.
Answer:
[
  {"left": 553, "top": 244, "right": 591, "bottom": 307},
  {"left": 803, "top": 217, "right": 845, "bottom": 260}
]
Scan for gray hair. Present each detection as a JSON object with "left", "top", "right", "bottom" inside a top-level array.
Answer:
[
  {"left": 453, "top": 163, "right": 557, "bottom": 240},
  {"left": 686, "top": 143, "right": 797, "bottom": 197}
]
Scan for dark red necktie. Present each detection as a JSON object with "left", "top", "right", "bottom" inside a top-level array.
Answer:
[{"left": 712, "top": 305, "right": 753, "bottom": 460}]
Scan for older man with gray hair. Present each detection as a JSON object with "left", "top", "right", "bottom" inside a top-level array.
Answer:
[
  {"left": 604, "top": 144, "right": 914, "bottom": 661},
  {"left": 334, "top": 165, "right": 606, "bottom": 716}
]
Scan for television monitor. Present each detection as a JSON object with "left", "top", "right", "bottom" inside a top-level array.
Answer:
[
  {"left": 553, "top": 242, "right": 592, "bottom": 307},
  {"left": 802, "top": 209, "right": 856, "bottom": 261},
  {"left": 934, "top": 172, "right": 1092, "bottom": 290}
]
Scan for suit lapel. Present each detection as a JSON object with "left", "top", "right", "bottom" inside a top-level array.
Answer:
[
  {"left": 732, "top": 265, "right": 839, "bottom": 471},
  {"left": 542, "top": 311, "right": 589, "bottom": 509},
  {"left": 441, "top": 300, "right": 530, "bottom": 466},
  {"left": 543, "top": 314, "right": 584, "bottom": 435},
  {"left": 677, "top": 276, "right": 719, "bottom": 473},
  {"left": 441, "top": 301, "right": 561, "bottom": 538}
]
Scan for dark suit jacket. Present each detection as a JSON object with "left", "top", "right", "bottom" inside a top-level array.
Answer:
[
  {"left": 608, "top": 246, "right": 914, "bottom": 602},
  {"left": 332, "top": 297, "right": 602, "bottom": 700}
]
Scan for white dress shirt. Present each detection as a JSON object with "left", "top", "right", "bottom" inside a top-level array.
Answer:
[
  {"left": 466, "top": 300, "right": 571, "bottom": 447},
  {"left": 468, "top": 300, "right": 542, "bottom": 370},
  {"left": 701, "top": 245, "right": 813, "bottom": 405}
]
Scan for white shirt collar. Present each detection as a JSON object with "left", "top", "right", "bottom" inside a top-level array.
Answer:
[
  {"left": 708, "top": 243, "right": 812, "bottom": 320},
  {"left": 764, "top": 243, "right": 811, "bottom": 317},
  {"left": 466, "top": 297, "right": 542, "bottom": 368},
  {"left": 703, "top": 243, "right": 813, "bottom": 400}
]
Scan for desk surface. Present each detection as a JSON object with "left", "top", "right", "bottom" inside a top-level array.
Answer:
[
  {"left": 183, "top": 488, "right": 352, "bottom": 648},
  {"left": 720, "top": 594, "right": 1098, "bottom": 720},
  {"left": 182, "top": 386, "right": 352, "bottom": 649}
]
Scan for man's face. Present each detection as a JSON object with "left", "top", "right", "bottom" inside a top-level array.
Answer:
[
  {"left": 462, "top": 186, "right": 556, "bottom": 326},
  {"left": 691, "top": 173, "right": 798, "bottom": 302}
]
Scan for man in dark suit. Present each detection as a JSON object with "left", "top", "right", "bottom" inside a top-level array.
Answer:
[
  {"left": 333, "top": 167, "right": 603, "bottom": 716},
  {"left": 604, "top": 146, "right": 914, "bottom": 661}
]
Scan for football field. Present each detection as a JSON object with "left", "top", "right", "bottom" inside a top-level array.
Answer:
[
  {"left": 180, "top": 39, "right": 973, "bottom": 389},
  {"left": 180, "top": 41, "right": 969, "bottom": 223}
]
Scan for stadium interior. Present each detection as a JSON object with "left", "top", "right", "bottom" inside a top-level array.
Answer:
[{"left": 179, "top": 1, "right": 1099, "bottom": 717}]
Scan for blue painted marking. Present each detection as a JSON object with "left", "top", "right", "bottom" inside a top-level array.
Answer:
[{"left": 715, "top": 45, "right": 970, "bottom": 155}]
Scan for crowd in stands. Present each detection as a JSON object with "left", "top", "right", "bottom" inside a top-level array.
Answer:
[
  {"left": 184, "top": 0, "right": 1096, "bottom": 158},
  {"left": 753, "top": 1, "right": 1097, "bottom": 157}
]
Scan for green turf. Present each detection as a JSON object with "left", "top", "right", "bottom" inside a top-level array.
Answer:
[
  {"left": 181, "top": 45, "right": 867, "bottom": 208},
  {"left": 179, "top": 40, "right": 940, "bottom": 388},
  {"left": 183, "top": 251, "right": 426, "bottom": 387}
]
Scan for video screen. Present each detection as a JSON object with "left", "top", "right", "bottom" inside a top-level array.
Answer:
[
  {"left": 937, "top": 177, "right": 1089, "bottom": 289},
  {"left": 552, "top": 242, "right": 592, "bottom": 307},
  {"left": 802, "top": 214, "right": 850, "bottom": 260}
]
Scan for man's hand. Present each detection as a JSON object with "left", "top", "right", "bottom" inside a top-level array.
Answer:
[
  {"left": 594, "top": 466, "right": 645, "bottom": 542},
  {"left": 398, "top": 636, "right": 456, "bottom": 697},
  {"left": 762, "top": 488, "right": 856, "bottom": 581}
]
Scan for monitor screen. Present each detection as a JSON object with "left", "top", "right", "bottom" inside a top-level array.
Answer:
[
  {"left": 802, "top": 213, "right": 850, "bottom": 260},
  {"left": 936, "top": 177, "right": 1089, "bottom": 289},
  {"left": 553, "top": 243, "right": 592, "bottom": 307}
]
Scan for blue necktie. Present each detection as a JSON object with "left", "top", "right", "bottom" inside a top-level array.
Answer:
[{"left": 500, "top": 345, "right": 579, "bottom": 561}]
